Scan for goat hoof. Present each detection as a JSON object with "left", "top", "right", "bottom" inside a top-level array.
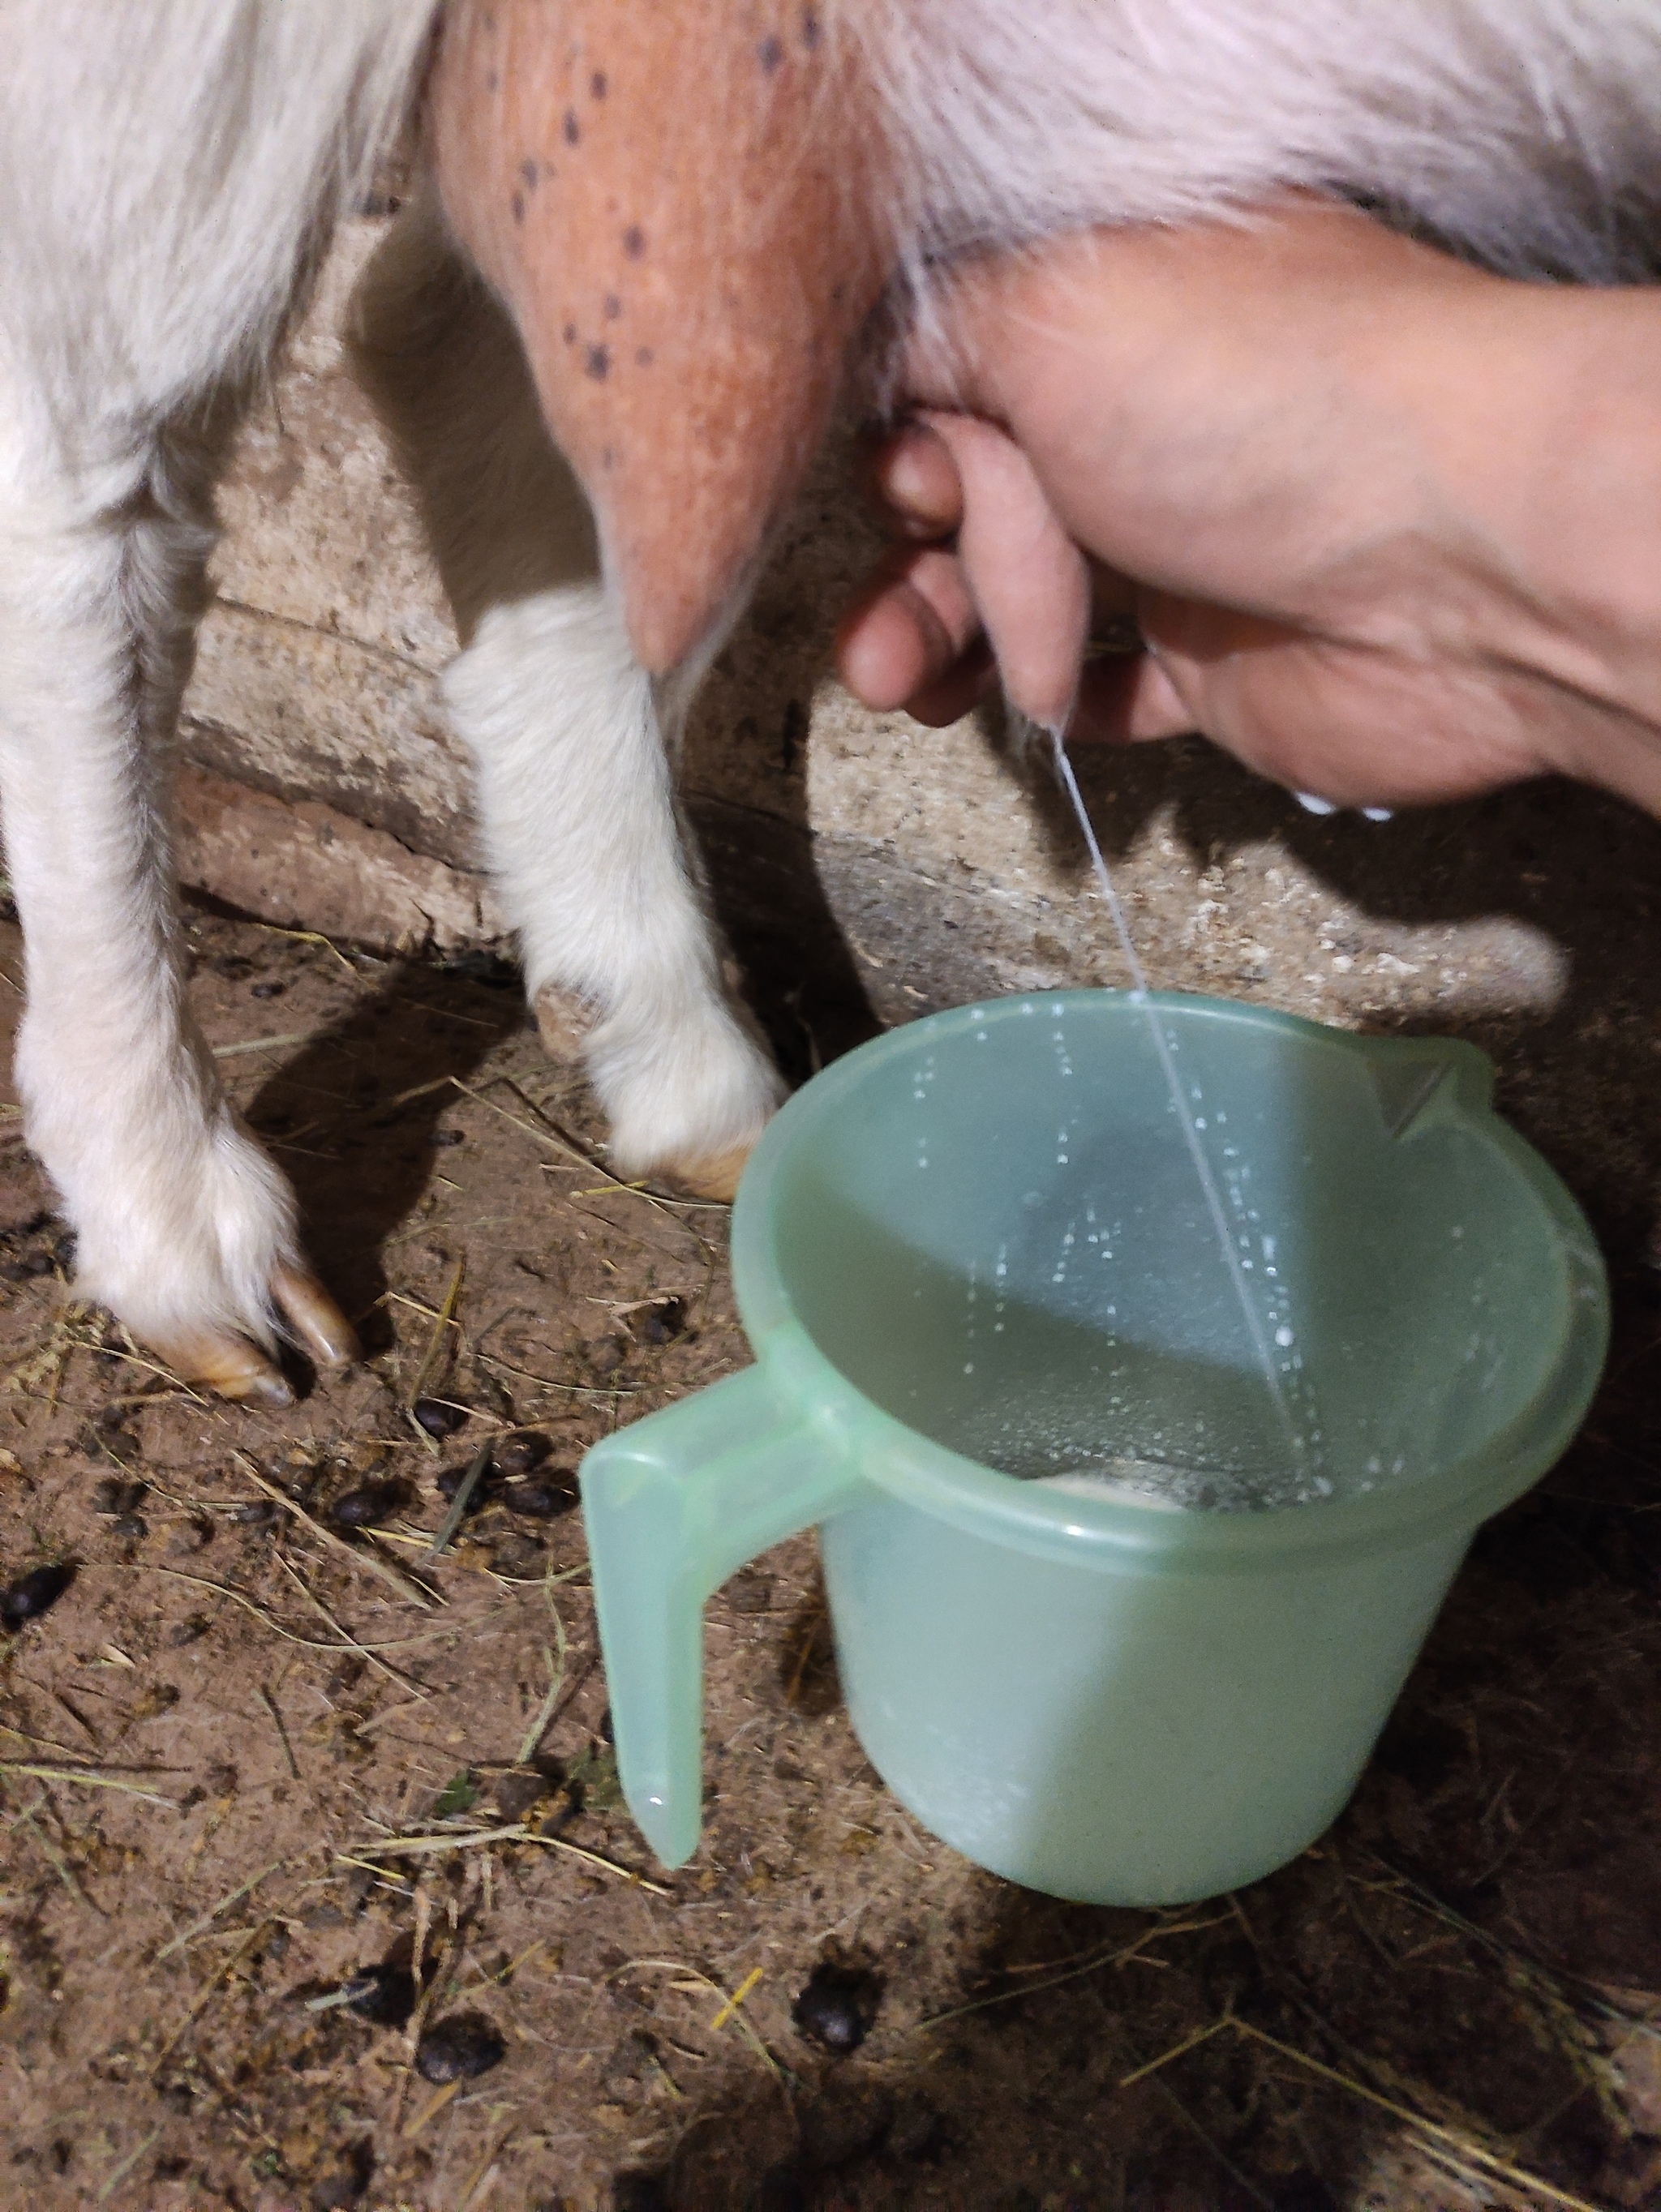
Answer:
[
  {"left": 148, "top": 1272, "right": 355, "bottom": 1405},
  {"left": 661, "top": 1142, "right": 753, "bottom": 1204},
  {"left": 156, "top": 1329, "right": 295, "bottom": 1408},
  {"left": 273, "top": 1267, "right": 359, "bottom": 1370}
]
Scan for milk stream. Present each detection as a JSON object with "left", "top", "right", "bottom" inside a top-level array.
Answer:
[{"left": 1044, "top": 727, "right": 1312, "bottom": 1477}]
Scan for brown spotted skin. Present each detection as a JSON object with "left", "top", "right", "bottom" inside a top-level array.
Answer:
[{"left": 429, "top": 0, "right": 895, "bottom": 674}]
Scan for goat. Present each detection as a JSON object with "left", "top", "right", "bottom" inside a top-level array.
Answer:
[{"left": 2, "top": 0, "right": 1659, "bottom": 1400}]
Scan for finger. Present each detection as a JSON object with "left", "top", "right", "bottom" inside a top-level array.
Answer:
[
  {"left": 835, "top": 542, "right": 981, "bottom": 711},
  {"left": 919, "top": 410, "right": 1091, "bottom": 735},
  {"left": 905, "top": 636, "right": 998, "bottom": 727},
  {"left": 871, "top": 422, "right": 965, "bottom": 537}
]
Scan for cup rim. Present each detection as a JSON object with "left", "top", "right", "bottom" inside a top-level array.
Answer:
[{"left": 729, "top": 990, "right": 1610, "bottom": 1573}]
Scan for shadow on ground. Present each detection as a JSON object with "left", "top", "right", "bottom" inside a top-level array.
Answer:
[{"left": 242, "top": 952, "right": 526, "bottom": 1351}]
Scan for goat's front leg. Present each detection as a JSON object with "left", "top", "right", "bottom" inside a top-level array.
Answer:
[{"left": 0, "top": 473, "right": 356, "bottom": 1401}]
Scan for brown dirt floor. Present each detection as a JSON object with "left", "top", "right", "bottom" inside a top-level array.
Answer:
[{"left": 0, "top": 894, "right": 1658, "bottom": 2212}]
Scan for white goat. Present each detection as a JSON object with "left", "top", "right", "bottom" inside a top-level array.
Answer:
[{"left": 1, "top": 0, "right": 1658, "bottom": 1400}]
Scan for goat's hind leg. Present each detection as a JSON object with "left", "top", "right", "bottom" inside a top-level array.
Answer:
[
  {"left": 352, "top": 200, "right": 785, "bottom": 1199},
  {"left": 0, "top": 440, "right": 356, "bottom": 1400}
]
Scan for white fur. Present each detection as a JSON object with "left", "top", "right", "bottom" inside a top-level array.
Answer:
[
  {"left": 0, "top": 2, "right": 431, "bottom": 1352},
  {"left": 876, "top": 0, "right": 1661, "bottom": 283},
  {"left": 1, "top": 0, "right": 1659, "bottom": 1361},
  {"left": 443, "top": 589, "right": 785, "bottom": 1173}
]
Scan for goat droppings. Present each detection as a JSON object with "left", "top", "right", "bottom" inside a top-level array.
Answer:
[
  {"left": 414, "top": 2013, "right": 505, "bottom": 2082},
  {"left": 495, "top": 1431, "right": 552, "bottom": 1477},
  {"left": 501, "top": 1472, "right": 578, "bottom": 1520},
  {"left": 341, "top": 1961, "right": 418, "bottom": 2029},
  {"left": 436, "top": 1459, "right": 500, "bottom": 1507},
  {"left": 1, "top": 1562, "right": 76, "bottom": 1627},
  {"left": 328, "top": 1479, "right": 407, "bottom": 1530},
  {"left": 791, "top": 1962, "right": 882, "bottom": 2055},
  {"left": 636, "top": 1296, "right": 687, "bottom": 1344},
  {"left": 92, "top": 1477, "right": 146, "bottom": 1516},
  {"left": 412, "top": 1397, "right": 468, "bottom": 1439}
]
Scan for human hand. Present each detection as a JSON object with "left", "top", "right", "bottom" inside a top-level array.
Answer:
[{"left": 837, "top": 204, "right": 1661, "bottom": 816}]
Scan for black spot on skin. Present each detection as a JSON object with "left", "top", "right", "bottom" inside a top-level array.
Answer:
[
  {"left": 634, "top": 346, "right": 654, "bottom": 367},
  {"left": 601, "top": 446, "right": 615, "bottom": 471},
  {"left": 511, "top": 191, "right": 526, "bottom": 225},
  {"left": 519, "top": 156, "right": 539, "bottom": 189},
  {"left": 603, "top": 293, "right": 623, "bottom": 319},
  {"left": 486, "top": 67, "right": 500, "bottom": 92},
  {"left": 758, "top": 34, "right": 785, "bottom": 72},
  {"left": 564, "top": 109, "right": 581, "bottom": 145},
  {"left": 623, "top": 225, "right": 646, "bottom": 259},
  {"left": 585, "top": 343, "right": 611, "bottom": 381},
  {"left": 590, "top": 69, "right": 607, "bottom": 100},
  {"left": 801, "top": 6, "right": 821, "bottom": 47},
  {"left": 563, "top": 322, "right": 577, "bottom": 345}
]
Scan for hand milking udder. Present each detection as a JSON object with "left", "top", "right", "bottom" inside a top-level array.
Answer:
[
  {"left": 839, "top": 209, "right": 1661, "bottom": 821},
  {"left": 836, "top": 408, "right": 1197, "bottom": 748},
  {"left": 839, "top": 409, "right": 1397, "bottom": 809}
]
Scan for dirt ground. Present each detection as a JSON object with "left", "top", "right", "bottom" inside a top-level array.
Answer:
[{"left": 0, "top": 871, "right": 1659, "bottom": 2212}]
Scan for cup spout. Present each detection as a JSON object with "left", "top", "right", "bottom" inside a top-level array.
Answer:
[{"left": 1364, "top": 1038, "right": 1493, "bottom": 1140}]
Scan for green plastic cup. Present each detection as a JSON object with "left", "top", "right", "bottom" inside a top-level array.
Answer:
[{"left": 580, "top": 992, "right": 1607, "bottom": 1905}]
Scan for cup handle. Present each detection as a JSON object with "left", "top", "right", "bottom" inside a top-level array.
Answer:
[{"left": 580, "top": 1363, "right": 869, "bottom": 1868}]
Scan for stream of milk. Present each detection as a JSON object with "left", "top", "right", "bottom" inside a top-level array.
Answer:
[{"left": 1037, "top": 729, "right": 1320, "bottom": 1498}]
